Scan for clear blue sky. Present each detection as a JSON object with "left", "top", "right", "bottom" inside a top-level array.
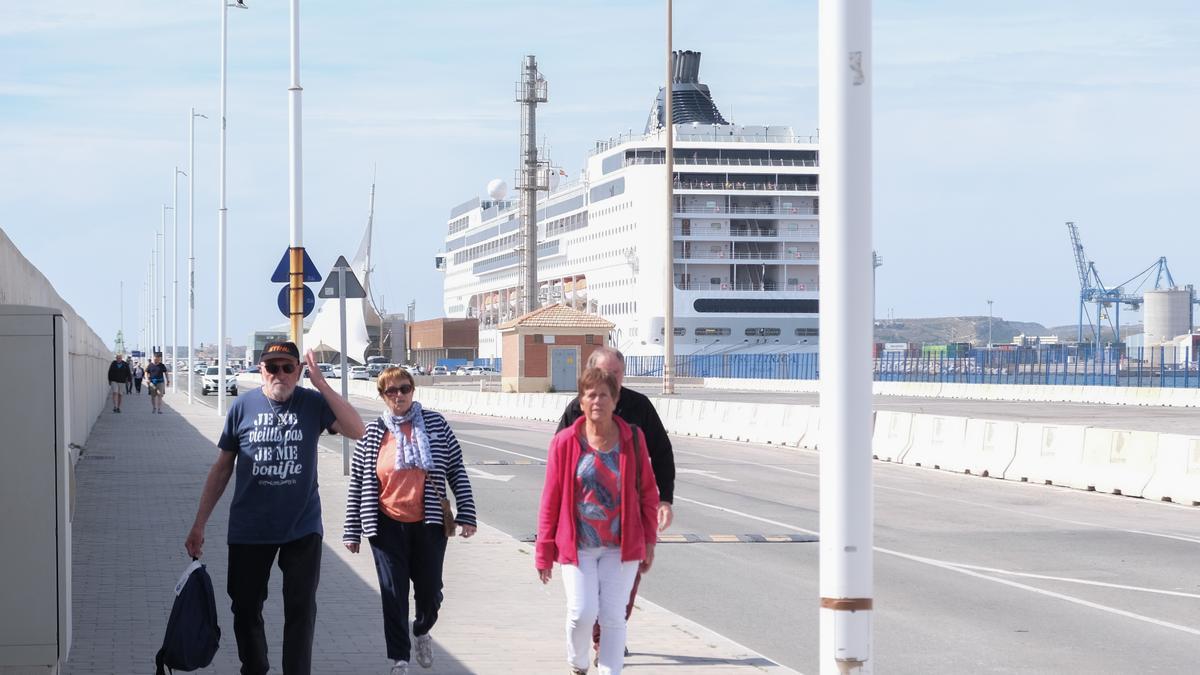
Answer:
[{"left": 2, "top": 1, "right": 1198, "bottom": 350}]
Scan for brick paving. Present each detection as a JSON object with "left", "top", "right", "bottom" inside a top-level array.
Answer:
[{"left": 62, "top": 389, "right": 799, "bottom": 675}]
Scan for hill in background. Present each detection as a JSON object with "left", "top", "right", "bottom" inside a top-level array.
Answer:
[{"left": 873, "top": 316, "right": 1139, "bottom": 345}]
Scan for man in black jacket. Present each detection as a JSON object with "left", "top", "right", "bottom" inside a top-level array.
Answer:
[
  {"left": 555, "top": 345, "right": 675, "bottom": 657},
  {"left": 107, "top": 353, "right": 131, "bottom": 413}
]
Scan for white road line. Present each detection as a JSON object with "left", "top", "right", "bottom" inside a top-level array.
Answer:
[
  {"left": 881, "top": 547, "right": 1200, "bottom": 638},
  {"left": 677, "top": 448, "right": 1200, "bottom": 548},
  {"left": 934, "top": 561, "right": 1200, "bottom": 600},
  {"left": 675, "top": 491, "right": 1200, "bottom": 637},
  {"left": 458, "top": 438, "right": 547, "bottom": 464}
]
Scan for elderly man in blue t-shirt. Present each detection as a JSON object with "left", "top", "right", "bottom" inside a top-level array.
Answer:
[{"left": 185, "top": 340, "right": 365, "bottom": 675}]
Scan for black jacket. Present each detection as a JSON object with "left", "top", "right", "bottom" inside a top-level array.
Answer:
[
  {"left": 556, "top": 386, "right": 675, "bottom": 503},
  {"left": 107, "top": 360, "right": 131, "bottom": 383}
]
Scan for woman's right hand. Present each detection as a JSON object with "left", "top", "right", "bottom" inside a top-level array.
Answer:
[
  {"left": 538, "top": 567, "right": 553, "bottom": 584},
  {"left": 344, "top": 542, "right": 360, "bottom": 554}
]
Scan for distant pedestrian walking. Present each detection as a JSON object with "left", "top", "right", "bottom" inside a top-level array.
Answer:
[
  {"left": 184, "top": 341, "right": 365, "bottom": 675},
  {"left": 539, "top": 367, "right": 659, "bottom": 675},
  {"left": 344, "top": 367, "right": 477, "bottom": 675},
  {"left": 107, "top": 353, "right": 131, "bottom": 413},
  {"left": 124, "top": 356, "right": 134, "bottom": 395},
  {"left": 556, "top": 347, "right": 676, "bottom": 659},
  {"left": 146, "top": 353, "right": 170, "bottom": 413},
  {"left": 133, "top": 362, "right": 145, "bottom": 394}
]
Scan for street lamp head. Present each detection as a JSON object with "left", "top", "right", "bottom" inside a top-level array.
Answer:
[
  {"left": 177, "top": 169, "right": 188, "bottom": 177},
  {"left": 229, "top": 0, "right": 248, "bottom": 8},
  {"left": 194, "top": 112, "right": 209, "bottom": 119}
]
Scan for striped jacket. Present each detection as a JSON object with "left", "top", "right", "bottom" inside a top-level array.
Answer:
[{"left": 343, "top": 409, "right": 477, "bottom": 544}]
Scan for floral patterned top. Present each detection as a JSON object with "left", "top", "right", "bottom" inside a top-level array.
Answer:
[{"left": 574, "top": 435, "right": 622, "bottom": 549}]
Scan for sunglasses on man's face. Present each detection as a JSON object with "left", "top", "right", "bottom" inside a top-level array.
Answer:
[
  {"left": 263, "top": 362, "right": 297, "bottom": 375},
  {"left": 383, "top": 384, "right": 414, "bottom": 396}
]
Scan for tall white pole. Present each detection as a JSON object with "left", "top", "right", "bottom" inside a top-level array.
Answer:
[
  {"left": 818, "top": 0, "right": 874, "bottom": 673},
  {"left": 287, "top": 0, "right": 305, "bottom": 353},
  {"left": 217, "top": 0, "right": 229, "bottom": 415},
  {"left": 189, "top": 109, "right": 206, "bottom": 404},
  {"left": 662, "top": 0, "right": 675, "bottom": 394},
  {"left": 161, "top": 205, "right": 171, "bottom": 365},
  {"left": 173, "top": 168, "right": 184, "bottom": 393}
]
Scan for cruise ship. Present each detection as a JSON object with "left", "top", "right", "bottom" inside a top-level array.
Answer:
[{"left": 439, "top": 51, "right": 820, "bottom": 359}]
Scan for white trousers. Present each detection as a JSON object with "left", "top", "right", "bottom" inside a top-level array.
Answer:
[{"left": 561, "top": 547, "right": 639, "bottom": 675}]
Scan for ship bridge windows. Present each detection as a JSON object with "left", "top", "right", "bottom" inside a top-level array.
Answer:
[
  {"left": 694, "top": 298, "right": 819, "bottom": 314},
  {"left": 621, "top": 148, "right": 818, "bottom": 169},
  {"left": 745, "top": 327, "right": 782, "bottom": 337},
  {"left": 694, "top": 327, "right": 731, "bottom": 336}
]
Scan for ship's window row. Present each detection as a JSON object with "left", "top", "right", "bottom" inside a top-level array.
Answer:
[
  {"left": 452, "top": 232, "right": 520, "bottom": 265},
  {"left": 591, "top": 201, "right": 632, "bottom": 219},
  {"left": 448, "top": 215, "right": 470, "bottom": 235},
  {"left": 610, "top": 147, "right": 819, "bottom": 175},
  {"left": 600, "top": 301, "right": 637, "bottom": 316},
  {"left": 572, "top": 222, "right": 635, "bottom": 245}
]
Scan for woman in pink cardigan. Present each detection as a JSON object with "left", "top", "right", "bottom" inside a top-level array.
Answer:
[{"left": 536, "top": 367, "right": 659, "bottom": 675}]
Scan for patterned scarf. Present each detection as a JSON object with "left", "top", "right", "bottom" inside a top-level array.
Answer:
[{"left": 381, "top": 401, "right": 434, "bottom": 471}]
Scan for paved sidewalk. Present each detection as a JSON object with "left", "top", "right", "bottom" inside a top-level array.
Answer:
[{"left": 63, "top": 390, "right": 799, "bottom": 674}]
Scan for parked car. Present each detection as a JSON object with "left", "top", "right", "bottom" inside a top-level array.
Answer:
[
  {"left": 349, "top": 366, "right": 370, "bottom": 381},
  {"left": 454, "top": 366, "right": 469, "bottom": 376},
  {"left": 201, "top": 366, "right": 238, "bottom": 396},
  {"left": 366, "top": 362, "right": 387, "bottom": 378},
  {"left": 194, "top": 362, "right": 209, "bottom": 374},
  {"left": 430, "top": 365, "right": 449, "bottom": 376}
]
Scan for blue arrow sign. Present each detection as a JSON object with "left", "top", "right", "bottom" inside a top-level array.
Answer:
[
  {"left": 270, "top": 247, "right": 322, "bottom": 283},
  {"left": 277, "top": 285, "right": 315, "bottom": 318}
]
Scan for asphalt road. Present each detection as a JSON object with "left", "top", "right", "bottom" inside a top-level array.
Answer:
[{"left": 188, "top": 379, "right": 1200, "bottom": 673}]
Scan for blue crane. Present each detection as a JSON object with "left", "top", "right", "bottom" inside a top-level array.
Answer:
[{"left": 1067, "top": 221, "right": 1176, "bottom": 344}]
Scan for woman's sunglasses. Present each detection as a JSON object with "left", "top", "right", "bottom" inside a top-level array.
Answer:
[
  {"left": 263, "top": 362, "right": 297, "bottom": 375},
  {"left": 383, "top": 384, "right": 414, "bottom": 396}
]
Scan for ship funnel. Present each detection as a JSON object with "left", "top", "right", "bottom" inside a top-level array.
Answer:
[{"left": 645, "top": 50, "right": 728, "bottom": 133}]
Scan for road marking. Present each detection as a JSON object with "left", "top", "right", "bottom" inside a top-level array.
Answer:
[
  {"left": 523, "top": 532, "right": 817, "bottom": 544},
  {"left": 466, "top": 467, "right": 515, "bottom": 482},
  {"left": 458, "top": 438, "right": 547, "bottom": 463},
  {"left": 677, "top": 467, "right": 736, "bottom": 482},
  {"left": 882, "top": 547, "right": 1200, "bottom": 638},
  {"left": 674, "top": 448, "right": 819, "bottom": 479},
  {"left": 934, "top": 561, "right": 1200, "bottom": 599},
  {"left": 674, "top": 496, "right": 819, "bottom": 536}
]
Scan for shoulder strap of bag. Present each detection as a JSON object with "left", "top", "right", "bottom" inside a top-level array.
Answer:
[{"left": 630, "top": 423, "right": 642, "bottom": 498}]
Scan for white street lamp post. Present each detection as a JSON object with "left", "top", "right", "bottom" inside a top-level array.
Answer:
[
  {"left": 818, "top": 0, "right": 874, "bottom": 672},
  {"left": 189, "top": 108, "right": 207, "bottom": 404},
  {"left": 161, "top": 205, "right": 172, "bottom": 366},
  {"left": 173, "top": 167, "right": 186, "bottom": 393},
  {"left": 217, "top": 0, "right": 247, "bottom": 415},
  {"left": 662, "top": 0, "right": 675, "bottom": 395}
]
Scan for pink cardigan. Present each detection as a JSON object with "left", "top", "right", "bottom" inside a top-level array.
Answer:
[{"left": 536, "top": 415, "right": 659, "bottom": 570}]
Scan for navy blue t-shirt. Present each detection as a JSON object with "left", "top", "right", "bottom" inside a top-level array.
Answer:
[{"left": 218, "top": 387, "right": 337, "bottom": 544}]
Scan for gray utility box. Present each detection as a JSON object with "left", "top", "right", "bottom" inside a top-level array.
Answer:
[{"left": 0, "top": 306, "right": 72, "bottom": 673}]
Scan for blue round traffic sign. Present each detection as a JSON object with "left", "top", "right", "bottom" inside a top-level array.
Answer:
[{"left": 277, "top": 285, "right": 315, "bottom": 318}]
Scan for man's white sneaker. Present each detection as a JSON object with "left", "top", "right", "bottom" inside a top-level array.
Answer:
[
  {"left": 414, "top": 634, "right": 434, "bottom": 668},
  {"left": 390, "top": 660, "right": 408, "bottom": 675}
]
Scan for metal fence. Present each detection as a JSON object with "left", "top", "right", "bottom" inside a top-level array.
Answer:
[{"left": 625, "top": 346, "right": 1200, "bottom": 388}]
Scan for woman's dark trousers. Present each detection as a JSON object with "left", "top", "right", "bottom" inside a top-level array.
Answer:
[
  {"left": 227, "top": 533, "right": 322, "bottom": 675},
  {"left": 369, "top": 515, "right": 448, "bottom": 662}
]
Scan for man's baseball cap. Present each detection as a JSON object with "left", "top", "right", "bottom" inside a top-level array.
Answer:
[{"left": 260, "top": 340, "right": 301, "bottom": 362}]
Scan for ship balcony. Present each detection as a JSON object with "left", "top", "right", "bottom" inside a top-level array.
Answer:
[
  {"left": 625, "top": 156, "right": 818, "bottom": 169},
  {"left": 675, "top": 204, "right": 818, "bottom": 217},
  {"left": 674, "top": 251, "right": 819, "bottom": 263},
  {"left": 675, "top": 179, "right": 818, "bottom": 193},
  {"left": 677, "top": 282, "right": 820, "bottom": 292},
  {"left": 675, "top": 225, "right": 819, "bottom": 240}
]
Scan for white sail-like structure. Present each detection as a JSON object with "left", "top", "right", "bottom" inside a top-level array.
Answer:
[{"left": 305, "top": 184, "right": 380, "bottom": 364}]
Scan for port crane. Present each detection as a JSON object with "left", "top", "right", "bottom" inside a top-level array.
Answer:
[{"left": 1067, "top": 221, "right": 1175, "bottom": 344}]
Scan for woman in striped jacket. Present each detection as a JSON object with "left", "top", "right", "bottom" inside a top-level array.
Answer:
[{"left": 344, "top": 367, "right": 477, "bottom": 675}]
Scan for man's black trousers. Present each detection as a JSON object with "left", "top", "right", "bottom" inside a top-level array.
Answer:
[{"left": 227, "top": 533, "right": 322, "bottom": 675}]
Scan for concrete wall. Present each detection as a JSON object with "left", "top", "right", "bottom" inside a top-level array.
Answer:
[{"left": 1, "top": 227, "right": 109, "bottom": 453}]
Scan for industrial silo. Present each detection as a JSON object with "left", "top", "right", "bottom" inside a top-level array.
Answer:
[{"left": 1143, "top": 288, "right": 1193, "bottom": 345}]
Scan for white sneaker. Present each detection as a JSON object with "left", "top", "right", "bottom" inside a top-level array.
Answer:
[
  {"left": 414, "top": 634, "right": 433, "bottom": 668},
  {"left": 390, "top": 660, "right": 408, "bottom": 675}
]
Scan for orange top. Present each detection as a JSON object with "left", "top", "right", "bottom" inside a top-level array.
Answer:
[{"left": 376, "top": 429, "right": 427, "bottom": 523}]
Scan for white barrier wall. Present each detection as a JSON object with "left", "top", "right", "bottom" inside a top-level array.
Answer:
[
  {"left": 1, "top": 228, "right": 110, "bottom": 453},
  {"left": 237, "top": 372, "right": 1200, "bottom": 507},
  {"left": 703, "top": 377, "right": 1200, "bottom": 408}
]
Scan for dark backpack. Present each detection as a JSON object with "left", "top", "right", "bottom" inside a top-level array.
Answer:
[{"left": 155, "top": 561, "right": 221, "bottom": 674}]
